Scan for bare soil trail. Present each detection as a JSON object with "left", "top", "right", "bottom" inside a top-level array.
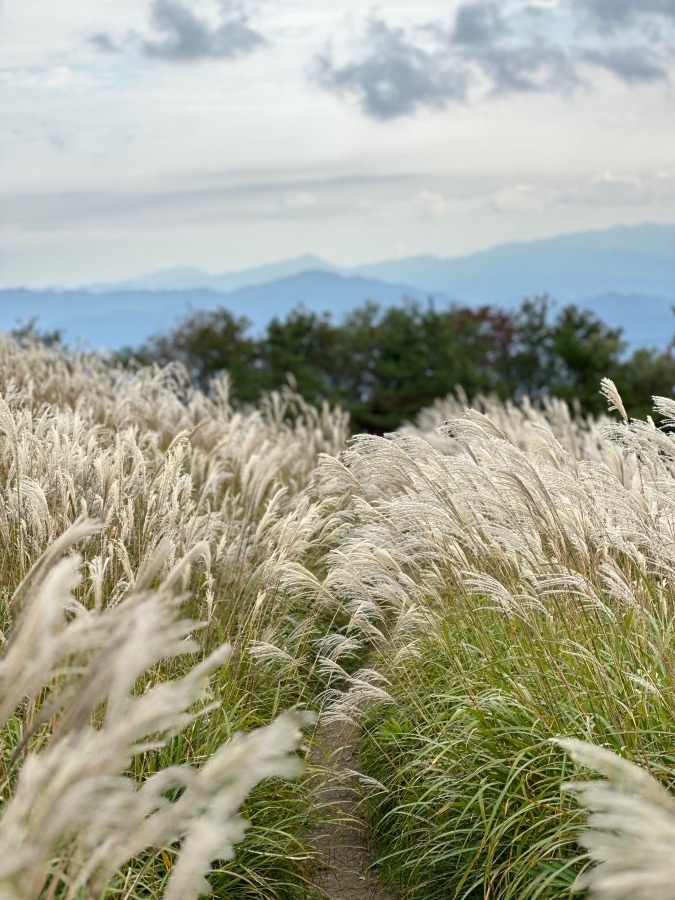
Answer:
[{"left": 310, "top": 721, "right": 395, "bottom": 900}]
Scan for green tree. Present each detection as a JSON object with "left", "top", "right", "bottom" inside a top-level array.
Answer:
[
  {"left": 507, "top": 296, "right": 626, "bottom": 414},
  {"left": 10, "top": 317, "right": 64, "bottom": 349},
  {"left": 620, "top": 345, "right": 675, "bottom": 420},
  {"left": 342, "top": 300, "right": 516, "bottom": 432},
  {"left": 550, "top": 304, "right": 626, "bottom": 414},
  {"left": 258, "top": 308, "right": 341, "bottom": 403},
  {"left": 505, "top": 296, "right": 557, "bottom": 398},
  {"left": 131, "top": 309, "right": 261, "bottom": 399}
]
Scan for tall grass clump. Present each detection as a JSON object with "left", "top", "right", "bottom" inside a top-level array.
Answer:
[
  {"left": 0, "top": 334, "right": 351, "bottom": 897},
  {"left": 304, "top": 379, "right": 675, "bottom": 898},
  {"left": 0, "top": 519, "right": 313, "bottom": 899}
]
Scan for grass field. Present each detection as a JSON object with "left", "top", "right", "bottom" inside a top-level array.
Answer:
[{"left": 0, "top": 336, "right": 673, "bottom": 899}]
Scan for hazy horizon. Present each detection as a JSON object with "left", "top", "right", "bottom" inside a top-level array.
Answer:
[
  {"left": 66, "top": 219, "right": 675, "bottom": 288},
  {"left": 0, "top": 218, "right": 671, "bottom": 291}
]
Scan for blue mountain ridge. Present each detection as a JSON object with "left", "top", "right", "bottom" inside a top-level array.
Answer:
[
  {"left": 0, "top": 274, "right": 453, "bottom": 350},
  {"left": 1, "top": 222, "right": 674, "bottom": 350}
]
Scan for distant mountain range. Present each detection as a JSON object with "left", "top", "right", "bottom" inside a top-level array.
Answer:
[
  {"left": 86, "top": 254, "right": 342, "bottom": 295},
  {"left": 1, "top": 222, "right": 674, "bottom": 351},
  {"left": 0, "top": 274, "right": 454, "bottom": 351}
]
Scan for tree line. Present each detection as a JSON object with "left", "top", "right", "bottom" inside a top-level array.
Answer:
[
  {"left": 15, "top": 297, "right": 674, "bottom": 433},
  {"left": 116, "top": 296, "right": 674, "bottom": 432},
  {"left": 113, "top": 296, "right": 674, "bottom": 432}
]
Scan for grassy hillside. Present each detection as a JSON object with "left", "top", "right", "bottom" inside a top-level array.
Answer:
[{"left": 0, "top": 336, "right": 673, "bottom": 898}]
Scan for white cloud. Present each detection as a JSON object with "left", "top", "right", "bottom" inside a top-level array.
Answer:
[
  {"left": 591, "top": 170, "right": 642, "bottom": 188},
  {"left": 489, "top": 182, "right": 556, "bottom": 213},
  {"left": 0, "top": 65, "right": 107, "bottom": 90},
  {"left": 280, "top": 190, "right": 317, "bottom": 209}
]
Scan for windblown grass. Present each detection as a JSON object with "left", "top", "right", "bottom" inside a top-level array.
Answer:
[
  {"left": 0, "top": 336, "right": 350, "bottom": 898},
  {"left": 558, "top": 738, "right": 675, "bottom": 899},
  {"left": 3, "top": 332, "right": 675, "bottom": 900},
  {"left": 301, "top": 378, "right": 675, "bottom": 898}
]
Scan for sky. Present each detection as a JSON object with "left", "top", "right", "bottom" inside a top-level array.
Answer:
[{"left": 1, "top": 0, "right": 675, "bottom": 287}]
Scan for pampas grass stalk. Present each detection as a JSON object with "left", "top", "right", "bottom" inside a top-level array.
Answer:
[
  {"left": 558, "top": 738, "right": 675, "bottom": 900},
  {"left": 0, "top": 522, "right": 313, "bottom": 899}
]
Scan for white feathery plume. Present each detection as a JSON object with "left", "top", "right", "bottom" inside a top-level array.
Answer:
[
  {"left": 0, "top": 521, "right": 315, "bottom": 899},
  {"left": 600, "top": 378, "right": 629, "bottom": 424},
  {"left": 558, "top": 738, "right": 675, "bottom": 900}
]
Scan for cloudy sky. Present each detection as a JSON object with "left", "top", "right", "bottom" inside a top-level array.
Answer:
[{"left": 2, "top": 0, "right": 675, "bottom": 287}]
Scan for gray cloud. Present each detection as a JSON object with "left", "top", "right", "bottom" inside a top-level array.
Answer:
[
  {"left": 450, "top": 0, "right": 579, "bottom": 95},
  {"left": 314, "top": 19, "right": 470, "bottom": 120},
  {"left": 90, "top": 32, "right": 118, "bottom": 53},
  {"left": 581, "top": 46, "right": 671, "bottom": 83},
  {"left": 92, "top": 0, "right": 265, "bottom": 62},
  {"left": 314, "top": 1, "right": 674, "bottom": 119},
  {"left": 452, "top": 1, "right": 507, "bottom": 45},
  {"left": 572, "top": 0, "right": 675, "bottom": 32},
  {"left": 314, "top": 10, "right": 577, "bottom": 119},
  {"left": 477, "top": 43, "right": 579, "bottom": 94}
]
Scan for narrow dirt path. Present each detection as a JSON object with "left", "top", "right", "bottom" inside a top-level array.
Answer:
[{"left": 310, "top": 721, "right": 394, "bottom": 900}]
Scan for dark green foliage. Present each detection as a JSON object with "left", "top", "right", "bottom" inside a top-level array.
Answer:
[
  {"left": 506, "top": 296, "right": 627, "bottom": 413},
  {"left": 620, "top": 345, "right": 675, "bottom": 420},
  {"left": 10, "top": 316, "right": 64, "bottom": 349},
  {"left": 259, "top": 308, "right": 342, "bottom": 404},
  {"left": 123, "top": 296, "right": 674, "bottom": 432},
  {"left": 341, "top": 301, "right": 514, "bottom": 432},
  {"left": 128, "top": 308, "right": 262, "bottom": 398}
]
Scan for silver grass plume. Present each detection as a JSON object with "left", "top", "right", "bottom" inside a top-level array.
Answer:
[
  {"left": 558, "top": 738, "right": 675, "bottom": 900},
  {"left": 0, "top": 524, "right": 313, "bottom": 899},
  {"left": 600, "top": 378, "right": 628, "bottom": 424}
]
